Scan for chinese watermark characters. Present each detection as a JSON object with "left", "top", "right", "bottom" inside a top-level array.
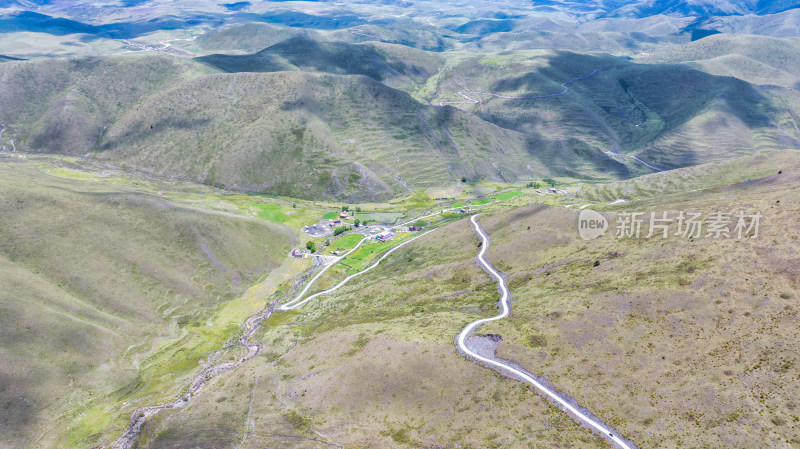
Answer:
[{"left": 578, "top": 209, "right": 762, "bottom": 241}]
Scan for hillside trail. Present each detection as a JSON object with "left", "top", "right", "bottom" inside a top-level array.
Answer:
[{"left": 457, "top": 214, "right": 638, "bottom": 449}]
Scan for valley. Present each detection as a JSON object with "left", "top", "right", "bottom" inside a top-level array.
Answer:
[{"left": 1, "top": 1, "right": 800, "bottom": 448}]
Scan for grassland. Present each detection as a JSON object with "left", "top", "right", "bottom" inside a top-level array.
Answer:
[
  {"left": 3, "top": 35, "right": 799, "bottom": 203},
  {"left": 113, "top": 151, "right": 800, "bottom": 448},
  {"left": 639, "top": 33, "right": 800, "bottom": 89},
  {"left": 0, "top": 156, "right": 302, "bottom": 449},
  {"left": 423, "top": 50, "right": 800, "bottom": 174},
  {"left": 123, "top": 216, "right": 610, "bottom": 449},
  {"left": 329, "top": 233, "right": 364, "bottom": 251},
  {"left": 251, "top": 203, "right": 316, "bottom": 228},
  {"left": 465, "top": 151, "right": 800, "bottom": 448},
  {"left": 196, "top": 36, "right": 444, "bottom": 90}
]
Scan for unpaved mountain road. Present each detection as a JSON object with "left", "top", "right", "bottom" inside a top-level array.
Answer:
[
  {"left": 112, "top": 206, "right": 637, "bottom": 448},
  {"left": 604, "top": 150, "right": 665, "bottom": 172},
  {"left": 279, "top": 213, "right": 637, "bottom": 449},
  {"left": 460, "top": 214, "right": 637, "bottom": 449},
  {"left": 280, "top": 229, "right": 434, "bottom": 311}
]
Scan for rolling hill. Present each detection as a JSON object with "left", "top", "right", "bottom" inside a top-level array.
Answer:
[
  {"left": 94, "top": 70, "right": 541, "bottom": 201},
  {"left": 196, "top": 36, "right": 444, "bottom": 89},
  {"left": 3, "top": 44, "right": 800, "bottom": 200},
  {"left": 123, "top": 150, "right": 800, "bottom": 448},
  {"left": 0, "top": 53, "right": 551, "bottom": 201},
  {"left": 424, "top": 49, "right": 800, "bottom": 172},
  {"left": 640, "top": 33, "right": 800, "bottom": 89},
  {"left": 0, "top": 54, "right": 214, "bottom": 155},
  {"left": 0, "top": 157, "right": 296, "bottom": 448}
]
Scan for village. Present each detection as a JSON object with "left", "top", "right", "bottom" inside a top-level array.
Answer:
[
  {"left": 291, "top": 208, "right": 432, "bottom": 259},
  {"left": 288, "top": 200, "right": 490, "bottom": 260}
]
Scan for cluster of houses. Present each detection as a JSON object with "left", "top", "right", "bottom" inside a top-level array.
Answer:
[
  {"left": 295, "top": 209, "right": 431, "bottom": 258},
  {"left": 535, "top": 188, "right": 567, "bottom": 194},
  {"left": 329, "top": 210, "right": 350, "bottom": 227},
  {"left": 375, "top": 223, "right": 425, "bottom": 242}
]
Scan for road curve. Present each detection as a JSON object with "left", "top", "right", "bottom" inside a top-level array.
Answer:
[
  {"left": 459, "top": 214, "right": 637, "bottom": 449},
  {"left": 280, "top": 229, "right": 434, "bottom": 310},
  {"left": 440, "top": 66, "right": 620, "bottom": 106},
  {"left": 603, "top": 150, "right": 665, "bottom": 172},
  {"left": 282, "top": 201, "right": 488, "bottom": 311}
]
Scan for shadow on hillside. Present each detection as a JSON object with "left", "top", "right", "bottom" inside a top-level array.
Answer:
[
  {"left": 483, "top": 50, "right": 792, "bottom": 170},
  {"left": 196, "top": 36, "right": 434, "bottom": 82},
  {"left": 97, "top": 118, "right": 212, "bottom": 152}
]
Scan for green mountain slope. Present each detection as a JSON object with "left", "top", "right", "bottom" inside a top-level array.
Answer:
[
  {"left": 640, "top": 33, "right": 800, "bottom": 89},
  {"left": 0, "top": 158, "right": 296, "bottom": 448},
  {"left": 0, "top": 54, "right": 214, "bottom": 155},
  {"left": 425, "top": 50, "right": 800, "bottom": 172},
  {"left": 2, "top": 45, "right": 798, "bottom": 201},
  {"left": 129, "top": 151, "right": 800, "bottom": 448},
  {"left": 196, "top": 36, "right": 444, "bottom": 89},
  {"left": 196, "top": 22, "right": 314, "bottom": 54},
  {"left": 95, "top": 70, "right": 541, "bottom": 201}
]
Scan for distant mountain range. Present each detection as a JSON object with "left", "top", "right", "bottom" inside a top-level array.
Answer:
[{"left": 0, "top": 1, "right": 799, "bottom": 200}]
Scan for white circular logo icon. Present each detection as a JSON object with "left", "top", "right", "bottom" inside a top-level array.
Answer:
[{"left": 578, "top": 209, "right": 608, "bottom": 240}]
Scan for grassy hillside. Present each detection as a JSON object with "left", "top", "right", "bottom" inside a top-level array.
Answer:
[
  {"left": 128, "top": 150, "right": 800, "bottom": 448},
  {"left": 640, "top": 34, "right": 800, "bottom": 89},
  {"left": 467, "top": 153, "right": 800, "bottom": 448},
  {"left": 0, "top": 54, "right": 215, "bottom": 155},
  {"left": 196, "top": 36, "right": 444, "bottom": 89},
  {"left": 424, "top": 50, "right": 800, "bottom": 172},
  {"left": 0, "top": 157, "right": 297, "bottom": 448},
  {"left": 195, "top": 22, "right": 314, "bottom": 54},
  {"left": 0, "top": 53, "right": 552, "bottom": 201},
  {"left": 91, "top": 70, "right": 548, "bottom": 201},
  {"left": 2, "top": 42, "right": 798, "bottom": 201},
  {"left": 122, "top": 215, "right": 610, "bottom": 449}
]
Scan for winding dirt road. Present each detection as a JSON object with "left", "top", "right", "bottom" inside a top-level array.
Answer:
[
  {"left": 112, "top": 205, "right": 636, "bottom": 448},
  {"left": 604, "top": 150, "right": 665, "bottom": 172},
  {"left": 280, "top": 230, "right": 434, "bottom": 311},
  {"left": 460, "top": 214, "right": 637, "bottom": 449}
]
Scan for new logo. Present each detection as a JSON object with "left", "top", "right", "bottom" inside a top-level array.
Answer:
[{"left": 578, "top": 209, "right": 608, "bottom": 240}]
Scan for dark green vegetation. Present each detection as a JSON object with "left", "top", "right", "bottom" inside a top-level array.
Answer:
[{"left": 0, "top": 157, "right": 296, "bottom": 448}]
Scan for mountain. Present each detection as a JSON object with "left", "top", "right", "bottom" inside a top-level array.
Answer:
[
  {"left": 425, "top": 49, "right": 800, "bottom": 172},
  {"left": 196, "top": 36, "right": 444, "bottom": 88},
  {"left": 606, "top": 0, "right": 800, "bottom": 18},
  {"left": 3, "top": 44, "right": 799, "bottom": 200},
  {"left": 640, "top": 33, "right": 800, "bottom": 89},
  {"left": 94, "top": 70, "right": 538, "bottom": 201},
  {"left": 0, "top": 54, "right": 547, "bottom": 201},
  {"left": 0, "top": 158, "right": 295, "bottom": 448},
  {"left": 195, "top": 22, "right": 313, "bottom": 53},
  {"left": 0, "top": 55, "right": 214, "bottom": 155},
  {"left": 125, "top": 150, "right": 800, "bottom": 449}
]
